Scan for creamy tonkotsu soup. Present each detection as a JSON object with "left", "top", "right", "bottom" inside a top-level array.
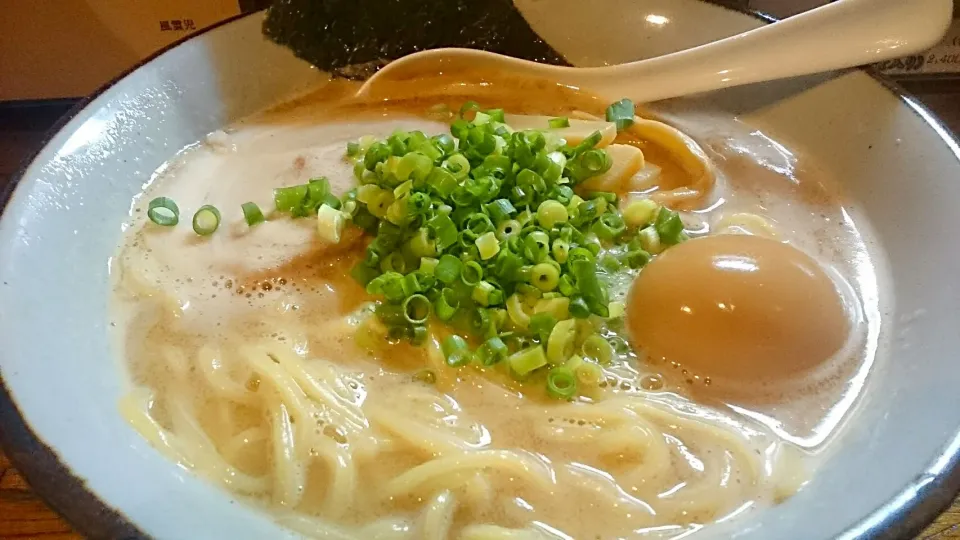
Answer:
[{"left": 110, "top": 75, "right": 881, "bottom": 539}]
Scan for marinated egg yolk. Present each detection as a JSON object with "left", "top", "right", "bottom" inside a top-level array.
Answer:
[{"left": 626, "top": 234, "right": 849, "bottom": 391}]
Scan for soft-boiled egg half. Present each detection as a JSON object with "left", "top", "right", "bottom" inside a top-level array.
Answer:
[{"left": 626, "top": 233, "right": 850, "bottom": 399}]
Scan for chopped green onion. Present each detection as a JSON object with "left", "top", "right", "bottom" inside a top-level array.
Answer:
[
  {"left": 506, "top": 294, "right": 531, "bottom": 328},
  {"left": 462, "top": 261, "right": 483, "bottom": 286},
  {"left": 655, "top": 207, "right": 686, "bottom": 245},
  {"left": 403, "top": 294, "right": 431, "bottom": 325},
  {"left": 638, "top": 226, "right": 663, "bottom": 254},
  {"left": 472, "top": 281, "right": 503, "bottom": 306},
  {"left": 420, "top": 257, "right": 439, "bottom": 275},
  {"left": 587, "top": 192, "right": 618, "bottom": 204},
  {"left": 356, "top": 184, "right": 384, "bottom": 204},
  {"left": 548, "top": 117, "right": 571, "bottom": 129},
  {"left": 466, "top": 214, "right": 494, "bottom": 235},
  {"left": 475, "top": 231, "right": 501, "bottom": 260},
  {"left": 547, "top": 319, "right": 577, "bottom": 364},
  {"left": 478, "top": 336, "right": 508, "bottom": 366},
  {"left": 572, "top": 260, "right": 608, "bottom": 316},
  {"left": 530, "top": 263, "right": 560, "bottom": 292},
  {"left": 241, "top": 202, "right": 265, "bottom": 227},
  {"left": 569, "top": 296, "right": 591, "bottom": 319},
  {"left": 192, "top": 205, "right": 221, "bottom": 236},
  {"left": 472, "top": 308, "right": 495, "bottom": 338},
  {"left": 407, "top": 228, "right": 437, "bottom": 257},
  {"left": 566, "top": 355, "right": 603, "bottom": 387},
  {"left": 412, "top": 325, "right": 429, "bottom": 345},
  {"left": 497, "top": 219, "right": 522, "bottom": 240},
  {"left": 530, "top": 312, "right": 558, "bottom": 344},
  {"left": 402, "top": 272, "right": 425, "bottom": 296},
  {"left": 582, "top": 334, "right": 614, "bottom": 365},
  {"left": 508, "top": 345, "right": 548, "bottom": 376},
  {"left": 442, "top": 154, "right": 471, "bottom": 180},
  {"left": 625, "top": 249, "right": 651, "bottom": 268},
  {"left": 623, "top": 199, "right": 659, "bottom": 228},
  {"left": 433, "top": 133, "right": 456, "bottom": 155},
  {"left": 534, "top": 297, "right": 570, "bottom": 321},
  {"left": 436, "top": 254, "right": 463, "bottom": 285},
  {"left": 593, "top": 213, "right": 626, "bottom": 241},
  {"left": 486, "top": 199, "right": 517, "bottom": 224},
  {"left": 605, "top": 98, "right": 636, "bottom": 132},
  {"left": 147, "top": 197, "right": 179, "bottom": 226},
  {"left": 427, "top": 214, "right": 458, "bottom": 251},
  {"left": 523, "top": 231, "right": 550, "bottom": 263},
  {"left": 568, "top": 149, "right": 613, "bottom": 182},
  {"left": 557, "top": 275, "right": 577, "bottom": 297},
  {"left": 583, "top": 233, "right": 602, "bottom": 256},
  {"left": 442, "top": 334, "right": 472, "bottom": 367},
  {"left": 435, "top": 288, "right": 460, "bottom": 321},
  {"left": 546, "top": 366, "right": 577, "bottom": 399},
  {"left": 536, "top": 200, "right": 569, "bottom": 229},
  {"left": 551, "top": 239, "right": 570, "bottom": 264},
  {"left": 600, "top": 253, "right": 622, "bottom": 273},
  {"left": 459, "top": 101, "right": 481, "bottom": 119},
  {"left": 317, "top": 204, "right": 344, "bottom": 243},
  {"left": 396, "top": 152, "right": 433, "bottom": 182},
  {"left": 486, "top": 108, "right": 506, "bottom": 123},
  {"left": 341, "top": 104, "right": 666, "bottom": 358},
  {"left": 572, "top": 131, "right": 603, "bottom": 155},
  {"left": 274, "top": 185, "right": 308, "bottom": 213}
]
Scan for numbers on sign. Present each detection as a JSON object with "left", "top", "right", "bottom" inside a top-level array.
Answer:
[{"left": 875, "top": 55, "right": 926, "bottom": 72}]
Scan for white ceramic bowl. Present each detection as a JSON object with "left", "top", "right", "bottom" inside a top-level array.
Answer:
[{"left": 2, "top": 3, "right": 960, "bottom": 539}]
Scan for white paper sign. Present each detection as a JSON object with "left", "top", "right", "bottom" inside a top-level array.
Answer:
[{"left": 876, "top": 19, "right": 960, "bottom": 77}]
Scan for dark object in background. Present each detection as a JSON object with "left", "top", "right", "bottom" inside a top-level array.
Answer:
[{"left": 261, "top": 0, "right": 569, "bottom": 78}]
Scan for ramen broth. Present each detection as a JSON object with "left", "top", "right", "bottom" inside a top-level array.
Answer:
[{"left": 110, "top": 76, "right": 881, "bottom": 539}]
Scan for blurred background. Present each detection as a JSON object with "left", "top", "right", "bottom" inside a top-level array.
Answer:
[{"left": 0, "top": 0, "right": 956, "bottom": 103}]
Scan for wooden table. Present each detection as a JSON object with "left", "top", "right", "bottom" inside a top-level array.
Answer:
[{"left": 3, "top": 92, "right": 960, "bottom": 539}]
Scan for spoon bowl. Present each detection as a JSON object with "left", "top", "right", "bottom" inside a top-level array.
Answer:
[{"left": 359, "top": 0, "right": 953, "bottom": 102}]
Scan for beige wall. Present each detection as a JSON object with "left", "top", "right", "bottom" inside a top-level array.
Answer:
[{"left": 0, "top": 0, "right": 241, "bottom": 101}]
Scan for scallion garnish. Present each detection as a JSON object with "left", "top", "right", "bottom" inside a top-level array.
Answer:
[
  {"left": 274, "top": 184, "right": 309, "bottom": 213},
  {"left": 509, "top": 345, "right": 548, "bottom": 376},
  {"left": 402, "top": 294, "right": 431, "bottom": 325},
  {"left": 442, "top": 335, "right": 472, "bottom": 367},
  {"left": 147, "top": 197, "right": 179, "bottom": 227},
  {"left": 241, "top": 202, "right": 265, "bottom": 226},
  {"left": 192, "top": 205, "right": 221, "bottom": 236},
  {"left": 582, "top": 334, "right": 614, "bottom": 365},
  {"left": 605, "top": 98, "right": 636, "bottom": 132},
  {"left": 546, "top": 366, "right": 578, "bottom": 399},
  {"left": 322, "top": 99, "right": 691, "bottom": 399},
  {"left": 435, "top": 287, "right": 460, "bottom": 321}
]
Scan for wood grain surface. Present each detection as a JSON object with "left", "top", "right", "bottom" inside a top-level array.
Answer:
[{"left": 3, "top": 92, "right": 960, "bottom": 539}]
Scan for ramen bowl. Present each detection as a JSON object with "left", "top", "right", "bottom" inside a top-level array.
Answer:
[{"left": 2, "top": 1, "right": 960, "bottom": 539}]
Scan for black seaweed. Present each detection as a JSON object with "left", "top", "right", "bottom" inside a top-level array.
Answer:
[{"left": 262, "top": 0, "right": 569, "bottom": 78}]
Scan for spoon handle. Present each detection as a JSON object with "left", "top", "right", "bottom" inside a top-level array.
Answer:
[{"left": 577, "top": 0, "right": 953, "bottom": 103}]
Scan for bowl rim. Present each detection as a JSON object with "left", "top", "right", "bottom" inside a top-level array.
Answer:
[{"left": 1, "top": 5, "right": 959, "bottom": 539}]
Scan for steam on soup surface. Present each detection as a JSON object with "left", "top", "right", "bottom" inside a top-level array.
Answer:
[{"left": 110, "top": 74, "right": 881, "bottom": 539}]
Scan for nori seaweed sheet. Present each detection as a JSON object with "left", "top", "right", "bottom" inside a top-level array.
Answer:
[{"left": 262, "top": 0, "right": 570, "bottom": 78}]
